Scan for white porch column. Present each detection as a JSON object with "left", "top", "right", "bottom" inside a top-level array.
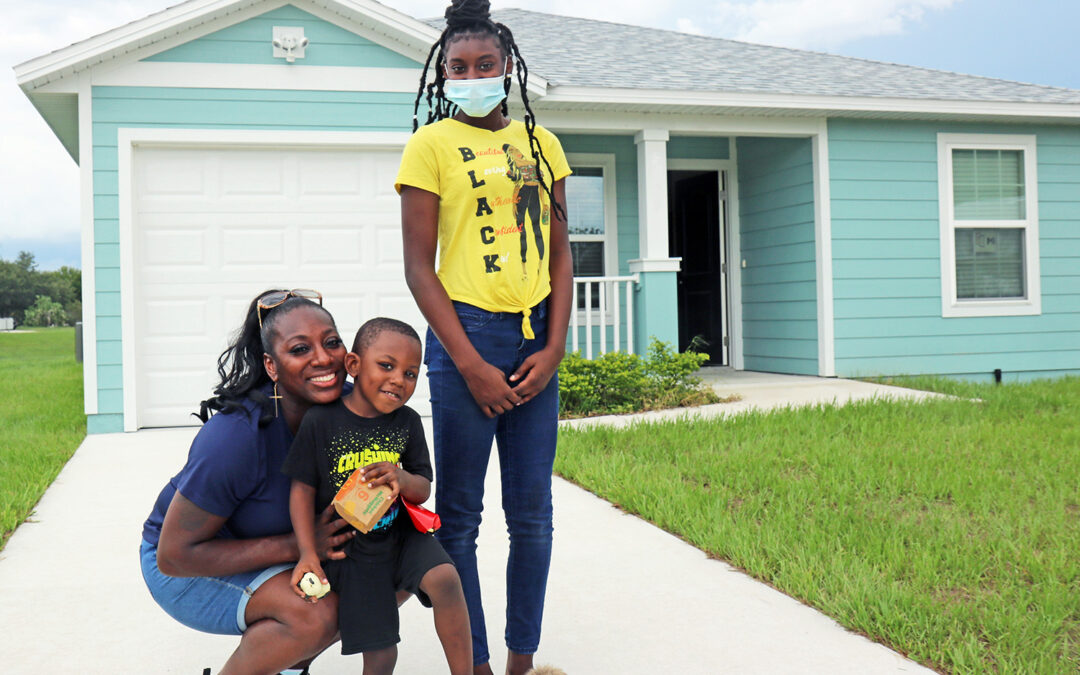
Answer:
[
  {"left": 634, "top": 128, "right": 670, "bottom": 259},
  {"left": 630, "top": 129, "right": 680, "bottom": 352}
]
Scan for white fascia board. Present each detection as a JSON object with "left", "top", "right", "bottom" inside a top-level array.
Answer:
[
  {"left": 15, "top": 0, "right": 532, "bottom": 96},
  {"left": 543, "top": 86, "right": 1080, "bottom": 121},
  {"left": 541, "top": 110, "right": 824, "bottom": 136},
  {"left": 310, "top": 0, "right": 442, "bottom": 47},
  {"left": 15, "top": 0, "right": 270, "bottom": 89}
]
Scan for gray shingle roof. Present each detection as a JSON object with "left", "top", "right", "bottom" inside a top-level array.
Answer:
[{"left": 425, "top": 8, "right": 1080, "bottom": 104}]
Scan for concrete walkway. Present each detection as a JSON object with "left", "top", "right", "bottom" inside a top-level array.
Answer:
[{"left": 0, "top": 373, "right": 940, "bottom": 674}]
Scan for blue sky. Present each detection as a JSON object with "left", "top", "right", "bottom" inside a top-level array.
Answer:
[{"left": 3, "top": 0, "right": 1078, "bottom": 269}]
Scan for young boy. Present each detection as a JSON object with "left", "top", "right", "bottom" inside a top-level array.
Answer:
[{"left": 282, "top": 317, "right": 471, "bottom": 675}]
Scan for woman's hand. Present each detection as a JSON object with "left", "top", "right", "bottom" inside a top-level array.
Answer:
[
  {"left": 313, "top": 503, "right": 354, "bottom": 561},
  {"left": 290, "top": 554, "right": 329, "bottom": 603},
  {"left": 360, "top": 462, "right": 402, "bottom": 502},
  {"left": 461, "top": 359, "right": 523, "bottom": 417},
  {"left": 508, "top": 345, "right": 563, "bottom": 405}
]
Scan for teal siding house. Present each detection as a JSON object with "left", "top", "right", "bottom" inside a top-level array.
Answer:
[{"left": 16, "top": 0, "right": 1080, "bottom": 432}]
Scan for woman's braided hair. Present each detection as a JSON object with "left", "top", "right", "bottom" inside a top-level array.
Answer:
[{"left": 412, "top": 0, "right": 565, "bottom": 221}]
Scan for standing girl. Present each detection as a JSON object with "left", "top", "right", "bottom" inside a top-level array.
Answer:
[{"left": 395, "top": 2, "right": 572, "bottom": 674}]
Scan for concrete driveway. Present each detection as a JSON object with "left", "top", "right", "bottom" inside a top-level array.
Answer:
[{"left": 0, "top": 374, "right": 939, "bottom": 674}]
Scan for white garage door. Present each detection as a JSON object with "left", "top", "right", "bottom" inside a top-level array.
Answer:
[{"left": 132, "top": 145, "right": 427, "bottom": 428}]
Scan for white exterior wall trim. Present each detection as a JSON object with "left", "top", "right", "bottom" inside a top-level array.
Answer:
[
  {"left": 726, "top": 137, "right": 743, "bottom": 370},
  {"left": 116, "top": 127, "right": 411, "bottom": 431},
  {"left": 812, "top": 120, "right": 836, "bottom": 377},
  {"left": 78, "top": 75, "right": 98, "bottom": 414},
  {"left": 88, "top": 61, "right": 424, "bottom": 93}
]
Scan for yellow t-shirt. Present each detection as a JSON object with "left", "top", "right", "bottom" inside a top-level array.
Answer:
[{"left": 395, "top": 118, "right": 571, "bottom": 338}]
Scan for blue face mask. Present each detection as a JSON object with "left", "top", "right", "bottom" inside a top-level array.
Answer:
[{"left": 443, "top": 73, "right": 508, "bottom": 118}]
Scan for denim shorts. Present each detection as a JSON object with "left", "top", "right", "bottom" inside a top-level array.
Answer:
[{"left": 140, "top": 538, "right": 293, "bottom": 635}]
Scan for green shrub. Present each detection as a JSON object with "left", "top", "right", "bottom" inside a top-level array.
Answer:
[
  {"left": 559, "top": 338, "right": 718, "bottom": 418},
  {"left": 23, "top": 295, "right": 66, "bottom": 327}
]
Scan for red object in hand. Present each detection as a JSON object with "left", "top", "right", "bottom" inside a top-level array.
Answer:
[{"left": 403, "top": 500, "right": 441, "bottom": 533}]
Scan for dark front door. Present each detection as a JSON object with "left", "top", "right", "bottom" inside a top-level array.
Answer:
[{"left": 668, "top": 170, "right": 726, "bottom": 364}]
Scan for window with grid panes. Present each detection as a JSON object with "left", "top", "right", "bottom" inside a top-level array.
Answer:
[
  {"left": 937, "top": 134, "right": 1040, "bottom": 317},
  {"left": 565, "top": 167, "right": 605, "bottom": 310},
  {"left": 952, "top": 148, "right": 1026, "bottom": 299}
]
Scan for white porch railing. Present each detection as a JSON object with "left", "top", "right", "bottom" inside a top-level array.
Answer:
[{"left": 570, "top": 275, "right": 639, "bottom": 358}]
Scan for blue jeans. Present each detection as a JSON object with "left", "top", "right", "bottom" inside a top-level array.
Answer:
[{"left": 426, "top": 300, "right": 558, "bottom": 666}]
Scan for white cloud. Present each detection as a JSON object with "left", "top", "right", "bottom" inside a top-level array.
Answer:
[
  {"left": 706, "top": 0, "right": 959, "bottom": 49},
  {"left": 676, "top": 17, "right": 707, "bottom": 35},
  {"left": 2, "top": 1, "right": 169, "bottom": 245}
]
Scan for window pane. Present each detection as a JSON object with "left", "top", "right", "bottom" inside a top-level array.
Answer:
[
  {"left": 953, "top": 149, "right": 1025, "bottom": 220},
  {"left": 954, "top": 228, "right": 1025, "bottom": 299},
  {"left": 571, "top": 241, "right": 604, "bottom": 309},
  {"left": 565, "top": 168, "right": 605, "bottom": 236},
  {"left": 571, "top": 241, "right": 604, "bottom": 276}
]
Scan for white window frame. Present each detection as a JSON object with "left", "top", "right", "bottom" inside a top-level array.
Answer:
[
  {"left": 938, "top": 133, "right": 1041, "bottom": 318},
  {"left": 565, "top": 152, "right": 618, "bottom": 316}
]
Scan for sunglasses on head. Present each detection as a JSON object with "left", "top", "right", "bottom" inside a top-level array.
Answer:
[{"left": 257, "top": 288, "right": 323, "bottom": 329}]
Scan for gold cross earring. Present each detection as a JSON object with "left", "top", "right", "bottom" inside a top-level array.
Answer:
[{"left": 270, "top": 382, "right": 282, "bottom": 418}]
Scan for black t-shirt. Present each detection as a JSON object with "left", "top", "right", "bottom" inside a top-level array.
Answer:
[{"left": 282, "top": 399, "right": 432, "bottom": 533}]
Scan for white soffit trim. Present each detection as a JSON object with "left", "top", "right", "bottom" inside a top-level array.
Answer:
[{"left": 542, "top": 86, "right": 1080, "bottom": 121}]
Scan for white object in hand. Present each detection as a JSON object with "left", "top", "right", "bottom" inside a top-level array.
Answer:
[{"left": 299, "top": 572, "right": 330, "bottom": 598}]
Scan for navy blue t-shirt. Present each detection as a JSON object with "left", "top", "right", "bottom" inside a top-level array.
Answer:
[{"left": 141, "top": 394, "right": 294, "bottom": 546}]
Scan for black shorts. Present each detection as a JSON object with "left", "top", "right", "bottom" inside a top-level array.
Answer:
[{"left": 324, "top": 515, "right": 453, "bottom": 655}]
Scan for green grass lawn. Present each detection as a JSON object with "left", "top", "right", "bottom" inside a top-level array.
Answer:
[
  {"left": 556, "top": 377, "right": 1080, "bottom": 674},
  {"left": 0, "top": 328, "right": 86, "bottom": 550}
]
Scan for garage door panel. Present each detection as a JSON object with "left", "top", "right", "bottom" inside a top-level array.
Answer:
[
  {"left": 134, "top": 145, "right": 428, "bottom": 428},
  {"left": 221, "top": 227, "right": 289, "bottom": 267},
  {"left": 144, "top": 300, "right": 210, "bottom": 339},
  {"left": 375, "top": 228, "right": 403, "bottom": 266},
  {"left": 299, "top": 155, "right": 366, "bottom": 196},
  {"left": 143, "top": 229, "right": 208, "bottom": 267},
  {"left": 139, "top": 154, "right": 207, "bottom": 196},
  {"left": 301, "top": 228, "right": 365, "bottom": 265},
  {"left": 219, "top": 157, "right": 286, "bottom": 196}
]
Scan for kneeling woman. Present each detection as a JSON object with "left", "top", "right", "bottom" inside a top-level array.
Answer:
[{"left": 140, "top": 290, "right": 355, "bottom": 675}]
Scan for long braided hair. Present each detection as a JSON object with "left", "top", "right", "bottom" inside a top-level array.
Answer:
[
  {"left": 412, "top": 0, "right": 566, "bottom": 221},
  {"left": 195, "top": 291, "right": 333, "bottom": 426}
]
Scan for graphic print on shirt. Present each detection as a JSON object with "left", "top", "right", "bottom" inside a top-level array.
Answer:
[
  {"left": 328, "top": 426, "right": 405, "bottom": 532},
  {"left": 460, "top": 142, "right": 549, "bottom": 280}
]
